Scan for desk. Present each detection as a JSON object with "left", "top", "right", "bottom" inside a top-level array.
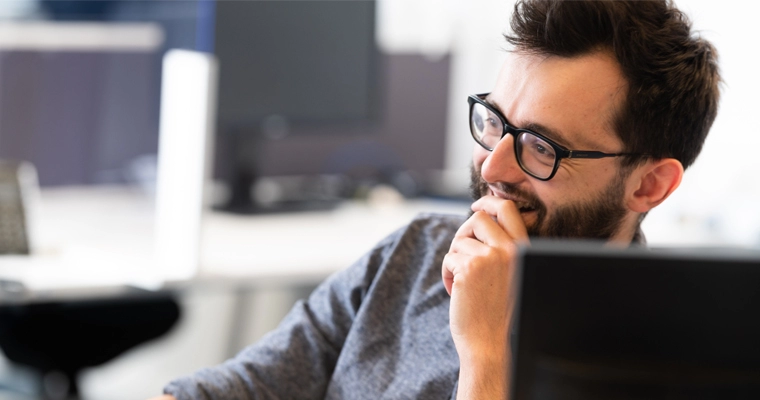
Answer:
[
  {"left": 0, "top": 185, "right": 469, "bottom": 396},
  {"left": 0, "top": 185, "right": 470, "bottom": 295}
]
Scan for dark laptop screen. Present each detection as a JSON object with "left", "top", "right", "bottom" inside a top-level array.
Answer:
[{"left": 511, "top": 241, "right": 760, "bottom": 400}]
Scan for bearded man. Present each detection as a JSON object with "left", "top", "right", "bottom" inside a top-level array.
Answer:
[{"left": 155, "top": 0, "right": 720, "bottom": 399}]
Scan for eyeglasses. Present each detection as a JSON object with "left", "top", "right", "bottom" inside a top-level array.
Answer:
[{"left": 468, "top": 93, "right": 642, "bottom": 181}]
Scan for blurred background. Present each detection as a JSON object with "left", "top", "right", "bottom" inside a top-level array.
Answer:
[{"left": 0, "top": 0, "right": 758, "bottom": 399}]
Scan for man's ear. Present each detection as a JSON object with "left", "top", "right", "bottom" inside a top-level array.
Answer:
[{"left": 626, "top": 158, "right": 684, "bottom": 213}]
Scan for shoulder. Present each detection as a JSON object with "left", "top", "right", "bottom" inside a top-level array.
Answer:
[
  {"left": 370, "top": 213, "right": 466, "bottom": 279},
  {"left": 325, "top": 213, "right": 466, "bottom": 296},
  {"left": 403, "top": 212, "right": 466, "bottom": 245},
  {"left": 378, "top": 213, "right": 466, "bottom": 258},
  {"left": 406, "top": 212, "right": 468, "bottom": 237}
]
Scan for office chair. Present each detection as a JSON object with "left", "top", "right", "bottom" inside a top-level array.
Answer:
[{"left": 0, "top": 291, "right": 180, "bottom": 399}]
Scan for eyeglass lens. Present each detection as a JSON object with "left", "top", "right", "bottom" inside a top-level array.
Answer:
[{"left": 470, "top": 101, "right": 557, "bottom": 179}]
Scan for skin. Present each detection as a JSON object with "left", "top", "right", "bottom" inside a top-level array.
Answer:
[
  {"left": 443, "top": 51, "right": 684, "bottom": 399},
  {"left": 151, "top": 51, "right": 684, "bottom": 400}
]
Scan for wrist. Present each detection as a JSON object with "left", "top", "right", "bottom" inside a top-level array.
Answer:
[
  {"left": 456, "top": 345, "right": 511, "bottom": 399},
  {"left": 459, "top": 341, "right": 508, "bottom": 364},
  {"left": 454, "top": 331, "right": 510, "bottom": 368}
]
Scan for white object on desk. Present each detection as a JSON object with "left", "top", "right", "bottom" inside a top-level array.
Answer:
[{"left": 155, "top": 50, "right": 219, "bottom": 280}]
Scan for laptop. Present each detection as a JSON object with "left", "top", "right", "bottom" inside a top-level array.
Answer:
[{"left": 511, "top": 241, "right": 760, "bottom": 400}]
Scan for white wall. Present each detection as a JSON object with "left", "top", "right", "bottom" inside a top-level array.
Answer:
[{"left": 643, "top": 0, "right": 760, "bottom": 247}]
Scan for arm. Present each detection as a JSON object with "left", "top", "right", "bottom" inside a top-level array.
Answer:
[
  {"left": 163, "top": 239, "right": 389, "bottom": 400},
  {"left": 442, "top": 196, "right": 527, "bottom": 399}
]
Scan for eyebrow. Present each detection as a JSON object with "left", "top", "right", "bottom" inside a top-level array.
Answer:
[{"left": 483, "top": 96, "right": 574, "bottom": 149}]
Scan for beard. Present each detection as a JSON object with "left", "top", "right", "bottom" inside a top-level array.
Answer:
[{"left": 469, "top": 165, "right": 628, "bottom": 240}]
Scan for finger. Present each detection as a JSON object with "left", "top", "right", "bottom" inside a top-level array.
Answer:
[
  {"left": 449, "top": 236, "right": 491, "bottom": 257},
  {"left": 441, "top": 252, "right": 470, "bottom": 296},
  {"left": 455, "top": 210, "right": 512, "bottom": 247},
  {"left": 471, "top": 196, "right": 529, "bottom": 242}
]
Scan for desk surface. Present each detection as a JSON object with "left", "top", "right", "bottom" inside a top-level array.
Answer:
[{"left": 0, "top": 186, "right": 469, "bottom": 293}]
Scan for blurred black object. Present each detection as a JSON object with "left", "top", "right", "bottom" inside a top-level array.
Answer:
[
  {"left": 40, "top": 1, "right": 116, "bottom": 20},
  {"left": 0, "top": 291, "right": 180, "bottom": 398}
]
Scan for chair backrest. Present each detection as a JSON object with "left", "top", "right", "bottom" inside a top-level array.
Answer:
[{"left": 0, "top": 160, "right": 37, "bottom": 254}]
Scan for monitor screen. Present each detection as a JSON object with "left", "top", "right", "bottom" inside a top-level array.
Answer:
[
  {"left": 512, "top": 242, "right": 760, "bottom": 400},
  {"left": 213, "top": 0, "right": 378, "bottom": 127}
]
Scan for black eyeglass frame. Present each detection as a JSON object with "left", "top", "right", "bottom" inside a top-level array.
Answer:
[{"left": 468, "top": 93, "right": 643, "bottom": 181}]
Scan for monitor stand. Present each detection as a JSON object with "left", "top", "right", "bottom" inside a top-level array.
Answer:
[{"left": 216, "top": 168, "right": 342, "bottom": 215}]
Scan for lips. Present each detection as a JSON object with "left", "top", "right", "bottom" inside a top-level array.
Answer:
[
  {"left": 516, "top": 203, "right": 537, "bottom": 213},
  {"left": 489, "top": 187, "right": 537, "bottom": 213}
]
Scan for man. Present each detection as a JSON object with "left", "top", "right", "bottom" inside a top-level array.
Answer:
[{"left": 154, "top": 0, "right": 720, "bottom": 398}]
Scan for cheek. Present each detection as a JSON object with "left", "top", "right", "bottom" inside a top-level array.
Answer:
[
  {"left": 533, "top": 182, "right": 569, "bottom": 212},
  {"left": 537, "top": 175, "right": 609, "bottom": 214},
  {"left": 542, "top": 161, "right": 621, "bottom": 207},
  {"left": 571, "top": 164, "right": 618, "bottom": 197}
]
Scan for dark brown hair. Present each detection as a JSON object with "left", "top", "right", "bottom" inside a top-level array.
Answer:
[{"left": 505, "top": 0, "right": 720, "bottom": 169}]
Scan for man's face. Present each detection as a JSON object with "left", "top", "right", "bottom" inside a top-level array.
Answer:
[{"left": 471, "top": 51, "right": 634, "bottom": 240}]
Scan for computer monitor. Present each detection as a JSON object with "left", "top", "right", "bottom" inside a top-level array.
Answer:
[
  {"left": 210, "top": 0, "right": 385, "bottom": 213},
  {"left": 512, "top": 241, "right": 760, "bottom": 400}
]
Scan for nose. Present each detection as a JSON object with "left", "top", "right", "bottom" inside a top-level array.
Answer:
[{"left": 479, "top": 133, "right": 527, "bottom": 184}]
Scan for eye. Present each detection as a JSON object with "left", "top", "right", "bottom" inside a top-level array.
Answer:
[
  {"left": 486, "top": 116, "right": 500, "bottom": 128},
  {"left": 532, "top": 142, "right": 555, "bottom": 162},
  {"left": 520, "top": 133, "right": 556, "bottom": 166},
  {"left": 535, "top": 143, "right": 550, "bottom": 156}
]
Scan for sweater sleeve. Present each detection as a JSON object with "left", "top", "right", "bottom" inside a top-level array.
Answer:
[{"left": 163, "top": 231, "right": 400, "bottom": 400}]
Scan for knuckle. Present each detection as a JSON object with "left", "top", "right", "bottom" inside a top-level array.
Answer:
[
  {"left": 503, "top": 241, "right": 518, "bottom": 255},
  {"left": 442, "top": 253, "right": 454, "bottom": 269},
  {"left": 448, "top": 239, "right": 458, "bottom": 252},
  {"left": 442, "top": 252, "right": 454, "bottom": 264},
  {"left": 483, "top": 246, "right": 499, "bottom": 259},
  {"left": 470, "top": 210, "right": 488, "bottom": 222},
  {"left": 502, "top": 200, "right": 519, "bottom": 212},
  {"left": 464, "top": 255, "right": 486, "bottom": 273}
]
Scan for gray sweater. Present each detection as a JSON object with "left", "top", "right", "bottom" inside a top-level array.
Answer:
[{"left": 165, "top": 213, "right": 467, "bottom": 399}]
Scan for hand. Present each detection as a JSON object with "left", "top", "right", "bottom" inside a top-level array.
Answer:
[
  {"left": 442, "top": 195, "right": 528, "bottom": 398},
  {"left": 147, "top": 396, "right": 176, "bottom": 400}
]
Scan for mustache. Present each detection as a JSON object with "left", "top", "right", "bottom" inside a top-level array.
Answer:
[{"left": 469, "top": 165, "right": 544, "bottom": 211}]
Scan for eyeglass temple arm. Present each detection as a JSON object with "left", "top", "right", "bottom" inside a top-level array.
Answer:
[{"left": 566, "top": 150, "right": 639, "bottom": 159}]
